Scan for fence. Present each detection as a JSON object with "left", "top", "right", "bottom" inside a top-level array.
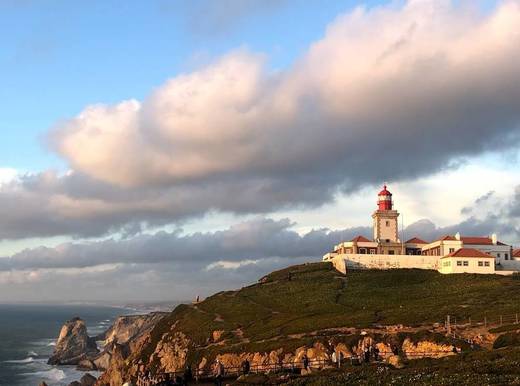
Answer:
[
  {"left": 135, "top": 351, "right": 456, "bottom": 386},
  {"left": 446, "top": 312, "right": 520, "bottom": 332}
]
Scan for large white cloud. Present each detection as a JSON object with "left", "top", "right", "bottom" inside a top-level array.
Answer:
[{"left": 51, "top": 0, "right": 520, "bottom": 191}]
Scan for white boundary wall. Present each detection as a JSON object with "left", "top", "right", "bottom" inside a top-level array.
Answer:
[{"left": 331, "top": 253, "right": 440, "bottom": 274}]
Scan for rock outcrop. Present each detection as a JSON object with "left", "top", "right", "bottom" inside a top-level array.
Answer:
[
  {"left": 98, "top": 313, "right": 167, "bottom": 352},
  {"left": 48, "top": 317, "right": 98, "bottom": 365}
]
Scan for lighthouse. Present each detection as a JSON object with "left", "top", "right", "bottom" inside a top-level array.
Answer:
[
  {"left": 377, "top": 184, "right": 393, "bottom": 210},
  {"left": 372, "top": 184, "right": 400, "bottom": 244}
]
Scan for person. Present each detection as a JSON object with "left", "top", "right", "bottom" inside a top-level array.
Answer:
[
  {"left": 337, "top": 350, "right": 344, "bottom": 368},
  {"left": 331, "top": 351, "right": 337, "bottom": 366},
  {"left": 183, "top": 365, "right": 193, "bottom": 385},
  {"left": 214, "top": 359, "right": 224, "bottom": 386},
  {"left": 364, "top": 346, "right": 370, "bottom": 363},
  {"left": 241, "top": 359, "right": 250, "bottom": 375},
  {"left": 392, "top": 344, "right": 399, "bottom": 356},
  {"left": 373, "top": 345, "right": 380, "bottom": 361},
  {"left": 302, "top": 354, "right": 309, "bottom": 371}
]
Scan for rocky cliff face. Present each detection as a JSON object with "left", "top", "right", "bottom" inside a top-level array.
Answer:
[
  {"left": 99, "top": 312, "right": 167, "bottom": 350},
  {"left": 48, "top": 317, "right": 98, "bottom": 365}
]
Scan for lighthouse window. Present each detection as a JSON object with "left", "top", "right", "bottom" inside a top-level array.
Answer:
[{"left": 385, "top": 221, "right": 390, "bottom": 226}]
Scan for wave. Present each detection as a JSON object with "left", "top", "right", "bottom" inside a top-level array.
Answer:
[
  {"left": 28, "top": 351, "right": 38, "bottom": 357},
  {"left": 4, "top": 357, "right": 35, "bottom": 364},
  {"left": 47, "top": 341, "right": 56, "bottom": 346},
  {"left": 22, "top": 368, "right": 66, "bottom": 381}
]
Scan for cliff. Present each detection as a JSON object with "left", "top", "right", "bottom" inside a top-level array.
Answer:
[{"left": 92, "top": 263, "right": 520, "bottom": 385}]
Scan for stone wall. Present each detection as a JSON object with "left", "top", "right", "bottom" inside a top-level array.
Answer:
[{"left": 331, "top": 254, "right": 440, "bottom": 274}]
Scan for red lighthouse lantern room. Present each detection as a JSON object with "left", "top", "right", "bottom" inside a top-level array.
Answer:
[{"left": 378, "top": 184, "right": 393, "bottom": 210}]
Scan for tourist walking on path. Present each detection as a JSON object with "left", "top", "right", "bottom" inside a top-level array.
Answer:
[
  {"left": 241, "top": 359, "right": 250, "bottom": 375},
  {"left": 373, "top": 345, "right": 380, "bottom": 361},
  {"left": 214, "top": 359, "right": 224, "bottom": 386},
  {"left": 183, "top": 365, "right": 193, "bottom": 385},
  {"left": 302, "top": 354, "right": 309, "bottom": 371}
]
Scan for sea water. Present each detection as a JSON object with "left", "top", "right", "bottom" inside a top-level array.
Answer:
[{"left": 0, "top": 304, "right": 129, "bottom": 386}]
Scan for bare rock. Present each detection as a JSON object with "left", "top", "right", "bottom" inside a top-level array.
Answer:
[
  {"left": 388, "top": 354, "right": 404, "bottom": 369},
  {"left": 80, "top": 373, "right": 97, "bottom": 386},
  {"left": 77, "top": 359, "right": 97, "bottom": 371},
  {"left": 48, "top": 317, "right": 98, "bottom": 365}
]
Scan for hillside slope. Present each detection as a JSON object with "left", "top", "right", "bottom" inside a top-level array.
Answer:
[{"left": 96, "top": 262, "right": 520, "bottom": 385}]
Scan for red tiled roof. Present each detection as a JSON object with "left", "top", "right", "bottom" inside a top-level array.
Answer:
[
  {"left": 441, "top": 248, "right": 494, "bottom": 259},
  {"left": 438, "top": 235, "right": 457, "bottom": 241},
  {"left": 405, "top": 237, "right": 428, "bottom": 244},
  {"left": 351, "top": 235, "right": 371, "bottom": 243},
  {"left": 460, "top": 236, "right": 509, "bottom": 246},
  {"left": 513, "top": 249, "right": 520, "bottom": 258},
  {"left": 461, "top": 236, "right": 493, "bottom": 245}
]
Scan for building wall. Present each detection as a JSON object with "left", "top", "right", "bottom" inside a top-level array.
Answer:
[
  {"left": 439, "top": 257, "right": 495, "bottom": 274},
  {"left": 330, "top": 253, "right": 440, "bottom": 274},
  {"left": 372, "top": 211, "right": 399, "bottom": 242},
  {"left": 463, "top": 244, "right": 512, "bottom": 265}
]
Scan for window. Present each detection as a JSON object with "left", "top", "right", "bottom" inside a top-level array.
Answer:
[
  {"left": 385, "top": 239, "right": 390, "bottom": 242},
  {"left": 463, "top": 261, "right": 469, "bottom": 266},
  {"left": 497, "top": 253, "right": 501, "bottom": 258},
  {"left": 388, "top": 250, "right": 395, "bottom": 255},
  {"left": 457, "top": 261, "right": 462, "bottom": 266},
  {"left": 478, "top": 261, "right": 483, "bottom": 267},
  {"left": 370, "top": 248, "right": 376, "bottom": 254},
  {"left": 505, "top": 253, "right": 509, "bottom": 260},
  {"left": 359, "top": 248, "right": 367, "bottom": 254},
  {"left": 449, "top": 248, "right": 455, "bottom": 253},
  {"left": 385, "top": 220, "right": 390, "bottom": 226},
  {"left": 485, "top": 261, "right": 490, "bottom": 267}
]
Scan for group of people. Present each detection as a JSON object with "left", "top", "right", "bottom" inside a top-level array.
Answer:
[
  {"left": 137, "top": 342, "right": 393, "bottom": 385},
  {"left": 138, "top": 365, "right": 193, "bottom": 386},
  {"left": 361, "top": 344, "right": 381, "bottom": 363}
]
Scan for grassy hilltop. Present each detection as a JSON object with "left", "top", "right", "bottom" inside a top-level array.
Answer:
[
  {"left": 96, "top": 262, "right": 520, "bottom": 386},
  {"left": 141, "top": 262, "right": 520, "bottom": 363}
]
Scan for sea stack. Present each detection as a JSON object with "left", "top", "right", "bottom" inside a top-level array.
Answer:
[{"left": 48, "top": 317, "right": 98, "bottom": 365}]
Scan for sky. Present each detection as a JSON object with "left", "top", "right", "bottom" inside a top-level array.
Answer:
[{"left": 0, "top": 0, "right": 519, "bottom": 302}]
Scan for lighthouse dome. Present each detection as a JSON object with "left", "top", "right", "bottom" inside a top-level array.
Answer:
[{"left": 378, "top": 185, "right": 392, "bottom": 196}]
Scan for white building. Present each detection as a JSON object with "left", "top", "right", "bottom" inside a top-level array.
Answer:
[{"left": 323, "top": 185, "right": 519, "bottom": 275}]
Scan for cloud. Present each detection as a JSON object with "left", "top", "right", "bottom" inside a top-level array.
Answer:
[
  {"left": 43, "top": 1, "right": 520, "bottom": 229},
  {"left": 0, "top": 1, "right": 518, "bottom": 242},
  {"left": 0, "top": 217, "right": 370, "bottom": 271}
]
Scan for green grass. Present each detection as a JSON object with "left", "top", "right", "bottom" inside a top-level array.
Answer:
[
  {"left": 283, "top": 347, "right": 520, "bottom": 385},
  {"left": 131, "top": 262, "right": 520, "bottom": 371}
]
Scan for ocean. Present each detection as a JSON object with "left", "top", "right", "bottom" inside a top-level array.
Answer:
[{"left": 0, "top": 304, "right": 130, "bottom": 386}]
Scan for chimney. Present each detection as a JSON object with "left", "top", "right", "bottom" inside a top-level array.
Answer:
[
  {"left": 455, "top": 232, "right": 461, "bottom": 241},
  {"left": 491, "top": 233, "right": 497, "bottom": 245}
]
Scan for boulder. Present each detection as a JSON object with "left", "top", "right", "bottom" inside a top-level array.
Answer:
[
  {"left": 80, "top": 373, "right": 97, "bottom": 386},
  {"left": 48, "top": 317, "right": 98, "bottom": 365},
  {"left": 388, "top": 354, "right": 404, "bottom": 369},
  {"left": 93, "top": 351, "right": 112, "bottom": 371},
  {"left": 67, "top": 382, "right": 81, "bottom": 386},
  {"left": 39, "top": 382, "right": 48, "bottom": 386},
  {"left": 77, "top": 359, "right": 97, "bottom": 371}
]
